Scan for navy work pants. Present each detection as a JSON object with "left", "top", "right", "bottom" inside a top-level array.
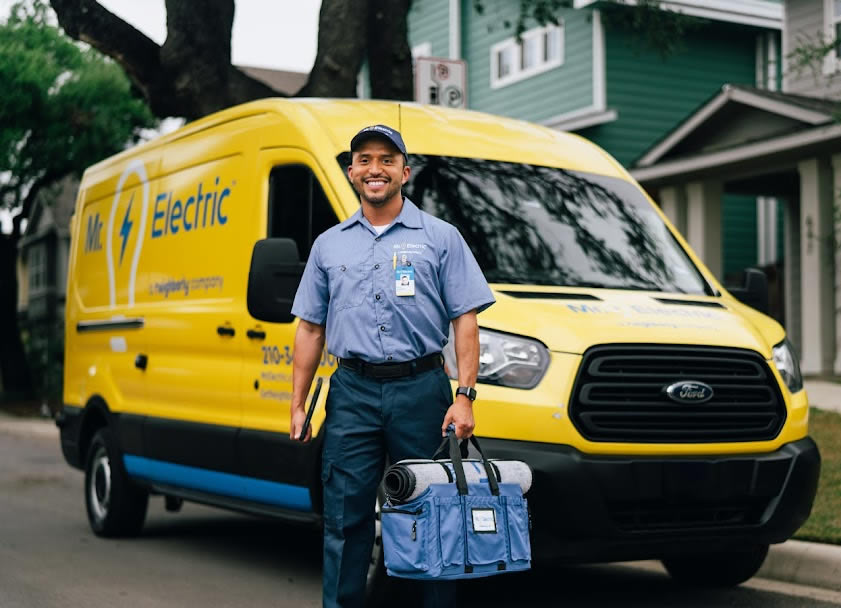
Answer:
[{"left": 321, "top": 365, "right": 457, "bottom": 608}]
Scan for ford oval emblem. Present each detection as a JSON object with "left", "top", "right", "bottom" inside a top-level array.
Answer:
[{"left": 665, "top": 380, "right": 714, "bottom": 404}]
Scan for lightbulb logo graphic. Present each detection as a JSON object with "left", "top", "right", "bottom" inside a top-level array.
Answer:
[{"left": 106, "top": 159, "right": 149, "bottom": 309}]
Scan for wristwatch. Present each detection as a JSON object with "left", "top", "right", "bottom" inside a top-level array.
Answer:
[{"left": 455, "top": 386, "right": 477, "bottom": 401}]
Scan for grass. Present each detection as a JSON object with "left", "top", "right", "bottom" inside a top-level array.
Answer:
[{"left": 794, "top": 407, "right": 841, "bottom": 545}]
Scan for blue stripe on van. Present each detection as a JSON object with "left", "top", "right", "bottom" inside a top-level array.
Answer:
[{"left": 123, "top": 455, "right": 313, "bottom": 512}]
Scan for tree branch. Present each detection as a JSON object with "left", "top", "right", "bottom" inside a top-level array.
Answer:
[
  {"left": 49, "top": 0, "right": 165, "bottom": 104},
  {"left": 50, "top": 0, "right": 277, "bottom": 119}
]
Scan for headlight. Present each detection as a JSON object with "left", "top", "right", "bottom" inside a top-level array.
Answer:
[
  {"left": 772, "top": 338, "right": 803, "bottom": 393},
  {"left": 442, "top": 327, "right": 550, "bottom": 389}
]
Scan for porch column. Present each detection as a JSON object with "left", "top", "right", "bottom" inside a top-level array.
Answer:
[
  {"left": 686, "top": 180, "right": 723, "bottom": 280},
  {"left": 798, "top": 157, "right": 835, "bottom": 375},
  {"left": 783, "top": 196, "right": 802, "bottom": 357},
  {"left": 659, "top": 186, "right": 687, "bottom": 236},
  {"left": 833, "top": 154, "right": 841, "bottom": 373}
]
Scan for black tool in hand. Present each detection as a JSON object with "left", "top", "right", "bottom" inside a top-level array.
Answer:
[{"left": 299, "top": 376, "right": 323, "bottom": 441}]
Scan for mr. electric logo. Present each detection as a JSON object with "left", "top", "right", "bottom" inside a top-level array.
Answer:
[
  {"left": 105, "top": 159, "right": 149, "bottom": 309},
  {"left": 82, "top": 160, "right": 233, "bottom": 310}
]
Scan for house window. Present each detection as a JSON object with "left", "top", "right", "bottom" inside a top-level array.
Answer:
[
  {"left": 490, "top": 22, "right": 564, "bottom": 89},
  {"left": 28, "top": 244, "right": 47, "bottom": 292},
  {"left": 834, "top": 0, "right": 841, "bottom": 55}
]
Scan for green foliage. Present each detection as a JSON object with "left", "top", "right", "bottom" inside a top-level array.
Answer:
[{"left": 0, "top": 0, "right": 155, "bottom": 212}]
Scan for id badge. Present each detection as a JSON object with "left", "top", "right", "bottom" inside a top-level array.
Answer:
[{"left": 395, "top": 266, "right": 415, "bottom": 296}]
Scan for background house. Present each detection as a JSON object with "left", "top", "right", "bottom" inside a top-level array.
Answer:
[
  {"left": 16, "top": 177, "right": 76, "bottom": 406},
  {"left": 630, "top": 0, "right": 841, "bottom": 375}
]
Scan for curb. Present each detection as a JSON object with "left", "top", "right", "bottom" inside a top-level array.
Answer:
[{"left": 759, "top": 539, "right": 841, "bottom": 591}]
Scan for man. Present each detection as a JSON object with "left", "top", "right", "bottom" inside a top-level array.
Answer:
[{"left": 289, "top": 124, "right": 495, "bottom": 608}]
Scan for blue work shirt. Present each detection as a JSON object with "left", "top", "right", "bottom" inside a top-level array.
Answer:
[{"left": 291, "top": 198, "right": 495, "bottom": 363}]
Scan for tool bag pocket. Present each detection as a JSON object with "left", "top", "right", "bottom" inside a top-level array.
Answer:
[{"left": 381, "top": 503, "right": 433, "bottom": 574}]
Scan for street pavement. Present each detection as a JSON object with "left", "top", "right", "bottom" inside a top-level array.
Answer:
[{"left": 1, "top": 381, "right": 840, "bottom": 598}]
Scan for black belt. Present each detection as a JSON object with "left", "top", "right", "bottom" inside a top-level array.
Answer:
[{"left": 338, "top": 353, "right": 444, "bottom": 379}]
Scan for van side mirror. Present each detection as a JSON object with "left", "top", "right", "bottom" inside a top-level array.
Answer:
[
  {"left": 727, "top": 267, "right": 769, "bottom": 315},
  {"left": 247, "top": 238, "right": 304, "bottom": 323}
]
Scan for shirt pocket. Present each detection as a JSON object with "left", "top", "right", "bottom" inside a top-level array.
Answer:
[
  {"left": 393, "top": 258, "right": 434, "bottom": 307},
  {"left": 328, "top": 263, "right": 367, "bottom": 311}
]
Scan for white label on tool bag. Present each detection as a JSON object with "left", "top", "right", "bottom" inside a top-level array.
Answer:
[{"left": 471, "top": 508, "right": 497, "bottom": 533}]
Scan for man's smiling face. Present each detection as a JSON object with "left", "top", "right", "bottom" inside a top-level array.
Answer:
[{"left": 348, "top": 138, "right": 410, "bottom": 208}]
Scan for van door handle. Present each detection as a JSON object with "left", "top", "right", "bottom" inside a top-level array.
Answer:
[
  {"left": 135, "top": 354, "right": 148, "bottom": 370},
  {"left": 247, "top": 329, "right": 266, "bottom": 340},
  {"left": 217, "top": 326, "right": 235, "bottom": 337}
]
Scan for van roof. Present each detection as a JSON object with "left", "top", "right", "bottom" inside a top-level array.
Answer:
[{"left": 85, "top": 98, "right": 629, "bottom": 179}]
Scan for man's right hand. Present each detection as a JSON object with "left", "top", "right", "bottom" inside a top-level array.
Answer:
[{"left": 290, "top": 404, "right": 311, "bottom": 442}]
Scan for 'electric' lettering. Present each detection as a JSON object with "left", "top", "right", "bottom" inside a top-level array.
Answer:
[{"left": 151, "top": 177, "right": 231, "bottom": 239}]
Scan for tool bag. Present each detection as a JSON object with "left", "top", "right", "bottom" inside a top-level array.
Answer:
[{"left": 380, "top": 428, "right": 532, "bottom": 580}]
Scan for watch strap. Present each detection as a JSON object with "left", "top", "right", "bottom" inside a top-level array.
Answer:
[{"left": 456, "top": 386, "right": 477, "bottom": 401}]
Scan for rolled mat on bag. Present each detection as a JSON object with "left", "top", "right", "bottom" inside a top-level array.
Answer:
[{"left": 384, "top": 459, "right": 533, "bottom": 504}]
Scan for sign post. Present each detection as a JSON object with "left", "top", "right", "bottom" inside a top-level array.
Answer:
[{"left": 415, "top": 57, "right": 467, "bottom": 109}]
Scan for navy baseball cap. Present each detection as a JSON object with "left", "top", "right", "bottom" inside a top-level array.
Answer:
[{"left": 350, "top": 124, "right": 408, "bottom": 157}]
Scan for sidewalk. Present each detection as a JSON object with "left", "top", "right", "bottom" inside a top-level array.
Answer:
[
  {"left": 1, "top": 411, "right": 839, "bottom": 592},
  {"left": 804, "top": 378, "right": 841, "bottom": 414}
]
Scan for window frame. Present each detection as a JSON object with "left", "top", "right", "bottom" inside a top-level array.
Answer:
[
  {"left": 490, "top": 22, "right": 564, "bottom": 89},
  {"left": 28, "top": 242, "right": 47, "bottom": 293}
]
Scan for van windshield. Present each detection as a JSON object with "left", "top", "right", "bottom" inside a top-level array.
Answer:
[{"left": 339, "top": 154, "right": 710, "bottom": 295}]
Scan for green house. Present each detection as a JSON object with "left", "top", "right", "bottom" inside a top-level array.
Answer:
[{"left": 405, "top": 3, "right": 778, "bottom": 265}]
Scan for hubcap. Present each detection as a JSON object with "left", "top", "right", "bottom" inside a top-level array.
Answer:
[{"left": 89, "top": 447, "right": 111, "bottom": 521}]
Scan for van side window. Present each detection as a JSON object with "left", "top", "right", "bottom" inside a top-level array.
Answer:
[{"left": 268, "top": 165, "right": 339, "bottom": 259}]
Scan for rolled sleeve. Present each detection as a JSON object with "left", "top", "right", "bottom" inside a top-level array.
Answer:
[
  {"left": 291, "top": 239, "right": 329, "bottom": 325},
  {"left": 439, "top": 226, "right": 495, "bottom": 319}
]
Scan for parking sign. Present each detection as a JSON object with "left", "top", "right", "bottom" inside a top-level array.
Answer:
[{"left": 415, "top": 57, "right": 467, "bottom": 109}]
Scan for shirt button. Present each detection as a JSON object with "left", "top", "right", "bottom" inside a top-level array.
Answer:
[
  {"left": 374, "top": 263, "right": 380, "bottom": 269},
  {"left": 380, "top": 325, "right": 386, "bottom": 332},
  {"left": 340, "top": 265, "right": 346, "bottom": 271},
  {"left": 375, "top": 237, "right": 381, "bottom": 242},
  {"left": 387, "top": 356, "right": 393, "bottom": 361},
  {"left": 375, "top": 294, "right": 381, "bottom": 300}
]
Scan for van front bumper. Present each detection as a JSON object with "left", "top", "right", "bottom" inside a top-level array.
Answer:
[{"left": 480, "top": 436, "right": 820, "bottom": 563}]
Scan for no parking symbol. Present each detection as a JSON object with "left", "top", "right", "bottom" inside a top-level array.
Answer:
[{"left": 415, "top": 57, "right": 467, "bottom": 109}]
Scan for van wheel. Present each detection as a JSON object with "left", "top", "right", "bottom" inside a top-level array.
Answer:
[
  {"left": 365, "top": 490, "right": 392, "bottom": 607},
  {"left": 662, "top": 544, "right": 769, "bottom": 587},
  {"left": 85, "top": 428, "right": 149, "bottom": 537}
]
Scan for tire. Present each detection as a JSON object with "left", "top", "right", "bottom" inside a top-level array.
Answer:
[
  {"left": 662, "top": 543, "right": 769, "bottom": 587},
  {"left": 84, "top": 428, "right": 149, "bottom": 537}
]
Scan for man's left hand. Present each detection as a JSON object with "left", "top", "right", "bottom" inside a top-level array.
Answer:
[{"left": 442, "top": 396, "right": 475, "bottom": 439}]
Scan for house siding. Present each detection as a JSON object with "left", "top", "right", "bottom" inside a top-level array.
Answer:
[
  {"left": 408, "top": 0, "right": 451, "bottom": 58},
  {"left": 579, "top": 20, "right": 761, "bottom": 168},
  {"left": 462, "top": 4, "right": 593, "bottom": 122}
]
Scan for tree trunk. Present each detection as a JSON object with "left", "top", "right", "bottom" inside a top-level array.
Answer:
[
  {"left": 0, "top": 232, "right": 34, "bottom": 399},
  {"left": 367, "top": 0, "right": 414, "bottom": 100},
  {"left": 298, "top": 0, "right": 370, "bottom": 98}
]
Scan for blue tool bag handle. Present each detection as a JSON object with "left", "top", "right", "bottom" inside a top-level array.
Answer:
[{"left": 432, "top": 424, "right": 500, "bottom": 497}]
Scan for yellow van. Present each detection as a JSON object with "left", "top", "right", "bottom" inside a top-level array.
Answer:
[{"left": 59, "top": 99, "right": 820, "bottom": 591}]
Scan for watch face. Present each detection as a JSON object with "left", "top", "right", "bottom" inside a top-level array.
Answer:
[{"left": 458, "top": 387, "right": 476, "bottom": 400}]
